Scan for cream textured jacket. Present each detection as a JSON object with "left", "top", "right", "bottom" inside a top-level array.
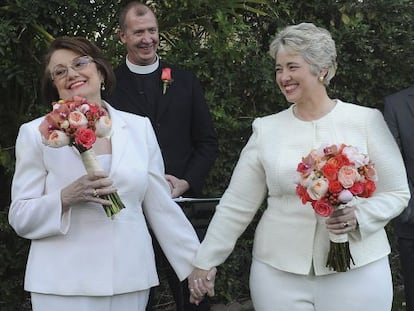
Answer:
[
  {"left": 9, "top": 102, "right": 199, "bottom": 295},
  {"left": 193, "top": 100, "right": 409, "bottom": 275}
]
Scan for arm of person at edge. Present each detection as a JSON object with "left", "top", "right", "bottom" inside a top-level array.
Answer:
[
  {"left": 383, "top": 89, "right": 414, "bottom": 224},
  {"left": 188, "top": 267, "right": 217, "bottom": 305}
]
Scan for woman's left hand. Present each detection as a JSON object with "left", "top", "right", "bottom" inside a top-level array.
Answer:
[
  {"left": 60, "top": 171, "right": 116, "bottom": 213},
  {"left": 188, "top": 267, "right": 216, "bottom": 305},
  {"left": 325, "top": 205, "right": 359, "bottom": 233}
]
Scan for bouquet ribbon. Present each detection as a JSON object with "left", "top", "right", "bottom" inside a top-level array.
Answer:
[{"left": 81, "top": 149, "right": 125, "bottom": 218}]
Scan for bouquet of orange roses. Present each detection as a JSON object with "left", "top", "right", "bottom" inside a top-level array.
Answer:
[
  {"left": 39, "top": 96, "right": 125, "bottom": 218},
  {"left": 295, "top": 144, "right": 377, "bottom": 272}
]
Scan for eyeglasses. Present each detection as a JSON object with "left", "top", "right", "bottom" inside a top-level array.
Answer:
[{"left": 50, "top": 56, "right": 95, "bottom": 81}]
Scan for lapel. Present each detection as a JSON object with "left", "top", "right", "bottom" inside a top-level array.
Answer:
[
  {"left": 406, "top": 87, "right": 414, "bottom": 117},
  {"left": 157, "top": 63, "right": 173, "bottom": 122},
  {"left": 104, "top": 102, "right": 128, "bottom": 176}
]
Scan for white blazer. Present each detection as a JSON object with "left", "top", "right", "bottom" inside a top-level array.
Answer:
[
  {"left": 193, "top": 100, "right": 410, "bottom": 276},
  {"left": 9, "top": 102, "right": 199, "bottom": 296}
]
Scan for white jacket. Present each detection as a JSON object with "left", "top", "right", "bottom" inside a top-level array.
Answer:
[
  {"left": 193, "top": 100, "right": 409, "bottom": 275},
  {"left": 9, "top": 102, "right": 199, "bottom": 295}
]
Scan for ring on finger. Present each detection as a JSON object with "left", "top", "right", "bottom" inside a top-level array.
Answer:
[
  {"left": 342, "top": 221, "right": 349, "bottom": 228},
  {"left": 93, "top": 189, "right": 99, "bottom": 197}
]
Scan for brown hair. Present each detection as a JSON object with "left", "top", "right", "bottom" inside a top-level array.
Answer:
[{"left": 41, "top": 36, "right": 115, "bottom": 104}]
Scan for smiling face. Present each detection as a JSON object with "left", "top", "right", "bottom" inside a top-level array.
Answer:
[
  {"left": 275, "top": 47, "right": 322, "bottom": 105},
  {"left": 119, "top": 9, "right": 159, "bottom": 66},
  {"left": 48, "top": 49, "right": 103, "bottom": 103}
]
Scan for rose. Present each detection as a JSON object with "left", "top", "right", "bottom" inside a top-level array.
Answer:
[
  {"left": 327, "top": 154, "right": 351, "bottom": 169},
  {"left": 297, "top": 162, "right": 309, "bottom": 174},
  {"left": 349, "top": 181, "right": 364, "bottom": 195},
  {"left": 361, "top": 180, "right": 376, "bottom": 198},
  {"left": 302, "top": 150, "right": 319, "bottom": 167},
  {"left": 342, "top": 146, "right": 369, "bottom": 168},
  {"left": 161, "top": 67, "right": 173, "bottom": 94},
  {"left": 74, "top": 127, "right": 96, "bottom": 150},
  {"left": 52, "top": 100, "right": 70, "bottom": 111},
  {"left": 45, "top": 130, "right": 70, "bottom": 148},
  {"left": 95, "top": 115, "right": 112, "bottom": 137},
  {"left": 69, "top": 111, "right": 88, "bottom": 127},
  {"left": 301, "top": 171, "right": 318, "bottom": 188},
  {"left": 307, "top": 177, "right": 329, "bottom": 200},
  {"left": 338, "top": 166, "right": 359, "bottom": 188},
  {"left": 39, "top": 120, "right": 52, "bottom": 140},
  {"left": 296, "top": 184, "right": 313, "bottom": 204},
  {"left": 78, "top": 103, "right": 91, "bottom": 114},
  {"left": 322, "top": 162, "right": 338, "bottom": 181},
  {"left": 161, "top": 67, "right": 172, "bottom": 81},
  {"left": 88, "top": 104, "right": 100, "bottom": 114},
  {"left": 43, "top": 104, "right": 70, "bottom": 129},
  {"left": 338, "top": 189, "right": 353, "bottom": 203},
  {"left": 312, "top": 199, "right": 333, "bottom": 216},
  {"left": 365, "top": 164, "right": 378, "bottom": 182},
  {"left": 323, "top": 144, "right": 339, "bottom": 156},
  {"left": 328, "top": 180, "right": 343, "bottom": 194}
]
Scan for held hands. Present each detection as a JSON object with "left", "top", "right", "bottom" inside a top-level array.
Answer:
[
  {"left": 165, "top": 174, "right": 190, "bottom": 198},
  {"left": 188, "top": 267, "right": 217, "bottom": 305},
  {"left": 61, "top": 171, "right": 117, "bottom": 213},
  {"left": 326, "top": 205, "right": 359, "bottom": 233}
]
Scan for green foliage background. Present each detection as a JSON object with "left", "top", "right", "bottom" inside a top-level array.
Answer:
[{"left": 0, "top": 0, "right": 413, "bottom": 310}]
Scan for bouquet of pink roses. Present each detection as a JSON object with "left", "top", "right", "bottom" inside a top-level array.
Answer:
[
  {"left": 39, "top": 95, "right": 125, "bottom": 218},
  {"left": 295, "top": 144, "right": 377, "bottom": 272}
]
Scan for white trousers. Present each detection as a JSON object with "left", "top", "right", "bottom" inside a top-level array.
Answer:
[
  {"left": 31, "top": 290, "right": 150, "bottom": 311},
  {"left": 250, "top": 256, "right": 392, "bottom": 311}
]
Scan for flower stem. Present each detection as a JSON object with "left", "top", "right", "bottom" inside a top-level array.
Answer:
[
  {"left": 102, "top": 192, "right": 125, "bottom": 218},
  {"left": 326, "top": 241, "right": 355, "bottom": 272}
]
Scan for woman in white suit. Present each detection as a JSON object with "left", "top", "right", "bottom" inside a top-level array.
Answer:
[
  {"left": 9, "top": 36, "right": 202, "bottom": 311},
  {"left": 189, "top": 23, "right": 410, "bottom": 310}
]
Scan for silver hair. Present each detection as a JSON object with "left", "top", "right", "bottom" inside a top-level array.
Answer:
[{"left": 269, "top": 23, "right": 337, "bottom": 86}]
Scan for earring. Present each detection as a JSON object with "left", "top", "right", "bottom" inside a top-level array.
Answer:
[
  {"left": 318, "top": 76, "right": 324, "bottom": 82},
  {"left": 101, "top": 82, "right": 106, "bottom": 91}
]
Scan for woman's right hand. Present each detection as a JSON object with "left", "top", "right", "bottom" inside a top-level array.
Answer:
[{"left": 61, "top": 171, "right": 116, "bottom": 213}]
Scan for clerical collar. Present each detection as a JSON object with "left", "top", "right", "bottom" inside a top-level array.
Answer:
[{"left": 126, "top": 55, "right": 159, "bottom": 74}]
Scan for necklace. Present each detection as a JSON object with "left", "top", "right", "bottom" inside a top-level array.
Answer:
[{"left": 293, "top": 100, "right": 336, "bottom": 121}]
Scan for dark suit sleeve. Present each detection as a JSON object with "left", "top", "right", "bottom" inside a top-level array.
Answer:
[
  {"left": 383, "top": 96, "right": 401, "bottom": 149},
  {"left": 383, "top": 91, "right": 414, "bottom": 228},
  {"left": 183, "top": 74, "right": 219, "bottom": 195}
]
